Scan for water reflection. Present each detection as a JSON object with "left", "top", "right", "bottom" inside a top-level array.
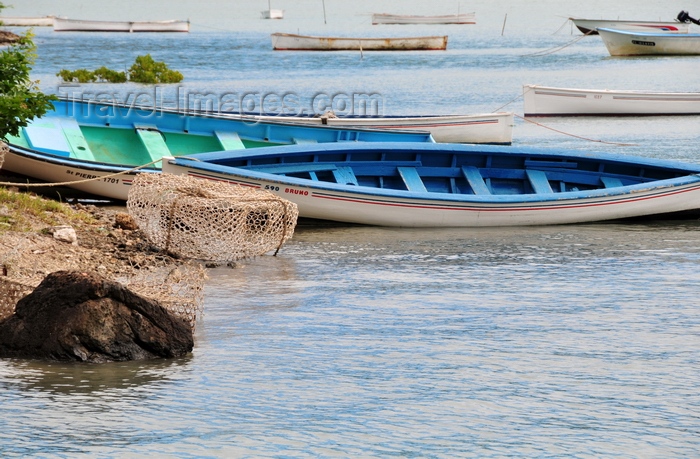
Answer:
[{"left": 0, "top": 356, "right": 192, "bottom": 395}]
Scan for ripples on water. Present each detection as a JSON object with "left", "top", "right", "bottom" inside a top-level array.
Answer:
[{"left": 3, "top": 223, "right": 700, "bottom": 457}]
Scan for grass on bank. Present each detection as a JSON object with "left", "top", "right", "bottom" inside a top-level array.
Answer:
[{"left": 0, "top": 187, "right": 95, "bottom": 233}]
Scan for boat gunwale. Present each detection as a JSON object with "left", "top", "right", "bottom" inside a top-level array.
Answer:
[{"left": 164, "top": 142, "right": 700, "bottom": 204}]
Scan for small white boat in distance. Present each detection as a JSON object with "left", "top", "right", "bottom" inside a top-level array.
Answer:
[
  {"left": 523, "top": 84, "right": 700, "bottom": 116},
  {"left": 0, "top": 16, "right": 55, "bottom": 26},
  {"left": 569, "top": 18, "right": 689, "bottom": 35},
  {"left": 53, "top": 17, "right": 190, "bottom": 32},
  {"left": 597, "top": 27, "right": 700, "bottom": 56},
  {"left": 372, "top": 12, "right": 476, "bottom": 25},
  {"left": 271, "top": 33, "right": 448, "bottom": 50},
  {"left": 261, "top": 0, "right": 284, "bottom": 19},
  {"left": 261, "top": 9, "right": 284, "bottom": 19}
]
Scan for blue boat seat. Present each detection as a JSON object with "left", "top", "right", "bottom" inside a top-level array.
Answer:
[
  {"left": 215, "top": 131, "right": 245, "bottom": 150},
  {"left": 332, "top": 166, "right": 359, "bottom": 186},
  {"left": 601, "top": 176, "right": 624, "bottom": 188},
  {"left": 397, "top": 166, "right": 427, "bottom": 193},
  {"left": 526, "top": 169, "right": 553, "bottom": 194},
  {"left": 462, "top": 166, "right": 491, "bottom": 195},
  {"left": 22, "top": 117, "right": 95, "bottom": 161},
  {"left": 134, "top": 124, "right": 171, "bottom": 164},
  {"left": 23, "top": 119, "right": 72, "bottom": 157}
]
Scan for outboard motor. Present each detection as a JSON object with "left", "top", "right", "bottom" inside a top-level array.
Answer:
[{"left": 677, "top": 10, "right": 700, "bottom": 25}]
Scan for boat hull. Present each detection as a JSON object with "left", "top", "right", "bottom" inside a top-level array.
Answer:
[
  {"left": 598, "top": 28, "right": 700, "bottom": 56},
  {"left": 570, "top": 18, "right": 689, "bottom": 35},
  {"left": 161, "top": 142, "right": 700, "bottom": 227},
  {"left": 261, "top": 9, "right": 284, "bottom": 19},
  {"left": 371, "top": 13, "right": 475, "bottom": 25},
  {"left": 523, "top": 84, "right": 700, "bottom": 116},
  {"left": 224, "top": 112, "right": 513, "bottom": 144},
  {"left": 0, "top": 16, "right": 54, "bottom": 26},
  {"left": 53, "top": 17, "right": 190, "bottom": 32},
  {"left": 2, "top": 99, "right": 434, "bottom": 201},
  {"left": 271, "top": 33, "right": 448, "bottom": 51}
]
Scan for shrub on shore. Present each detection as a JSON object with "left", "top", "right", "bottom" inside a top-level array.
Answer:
[{"left": 57, "top": 54, "right": 183, "bottom": 84}]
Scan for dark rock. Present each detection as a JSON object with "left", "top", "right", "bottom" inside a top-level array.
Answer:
[
  {"left": 0, "top": 271, "right": 193, "bottom": 362},
  {"left": 0, "top": 30, "right": 20, "bottom": 44}
]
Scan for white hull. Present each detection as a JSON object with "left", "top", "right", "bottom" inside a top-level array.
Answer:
[
  {"left": 0, "top": 16, "right": 54, "bottom": 26},
  {"left": 261, "top": 9, "right": 284, "bottom": 19},
  {"left": 271, "top": 33, "right": 448, "bottom": 50},
  {"left": 523, "top": 84, "right": 700, "bottom": 116},
  {"left": 570, "top": 18, "right": 689, "bottom": 35},
  {"left": 2, "top": 149, "right": 146, "bottom": 201},
  {"left": 53, "top": 17, "right": 190, "bottom": 32},
  {"left": 598, "top": 28, "right": 700, "bottom": 56},
  {"left": 161, "top": 159, "right": 700, "bottom": 228},
  {"left": 372, "top": 13, "right": 475, "bottom": 25},
  {"left": 229, "top": 112, "right": 513, "bottom": 144}
]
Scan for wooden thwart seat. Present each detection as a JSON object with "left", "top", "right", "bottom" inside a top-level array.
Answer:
[
  {"left": 215, "top": 130, "right": 245, "bottom": 150},
  {"left": 135, "top": 124, "right": 171, "bottom": 162},
  {"left": 23, "top": 117, "right": 95, "bottom": 161},
  {"left": 397, "top": 166, "right": 427, "bottom": 193},
  {"left": 462, "top": 166, "right": 491, "bottom": 195},
  {"left": 332, "top": 166, "right": 359, "bottom": 185},
  {"left": 59, "top": 118, "right": 95, "bottom": 161},
  {"left": 526, "top": 169, "right": 553, "bottom": 194},
  {"left": 601, "top": 176, "right": 624, "bottom": 188}
]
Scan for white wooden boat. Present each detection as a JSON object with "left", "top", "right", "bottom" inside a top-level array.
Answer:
[
  {"left": 372, "top": 12, "right": 475, "bottom": 25},
  {"left": 161, "top": 142, "right": 700, "bottom": 227},
  {"left": 271, "top": 33, "right": 448, "bottom": 51},
  {"left": 261, "top": 9, "right": 284, "bottom": 19},
  {"left": 569, "top": 18, "right": 689, "bottom": 35},
  {"left": 53, "top": 17, "right": 190, "bottom": 32},
  {"left": 222, "top": 111, "right": 514, "bottom": 144},
  {"left": 2, "top": 99, "right": 433, "bottom": 201},
  {"left": 261, "top": 0, "right": 284, "bottom": 19},
  {"left": 523, "top": 84, "right": 700, "bottom": 116},
  {"left": 597, "top": 27, "right": 700, "bottom": 56},
  {"left": 0, "top": 16, "right": 54, "bottom": 26}
]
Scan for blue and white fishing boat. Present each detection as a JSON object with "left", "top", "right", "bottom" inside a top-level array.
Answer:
[
  {"left": 161, "top": 142, "right": 700, "bottom": 227},
  {"left": 2, "top": 98, "right": 434, "bottom": 201}
]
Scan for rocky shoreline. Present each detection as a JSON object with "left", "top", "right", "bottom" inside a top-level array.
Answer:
[{"left": 0, "top": 30, "right": 20, "bottom": 44}]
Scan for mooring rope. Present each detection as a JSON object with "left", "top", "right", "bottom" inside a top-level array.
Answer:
[
  {"left": 493, "top": 87, "right": 637, "bottom": 147},
  {"left": 522, "top": 29, "right": 594, "bottom": 57},
  {"left": 0, "top": 155, "right": 163, "bottom": 188}
]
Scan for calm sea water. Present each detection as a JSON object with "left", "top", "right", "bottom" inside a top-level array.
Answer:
[{"left": 3, "top": 0, "right": 700, "bottom": 457}]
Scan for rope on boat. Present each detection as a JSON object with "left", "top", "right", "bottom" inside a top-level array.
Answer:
[
  {"left": 0, "top": 151, "right": 166, "bottom": 188},
  {"left": 516, "top": 114, "right": 637, "bottom": 147},
  {"left": 522, "top": 29, "right": 593, "bottom": 57},
  {"left": 492, "top": 88, "right": 637, "bottom": 147}
]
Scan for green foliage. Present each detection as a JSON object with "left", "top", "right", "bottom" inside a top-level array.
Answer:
[
  {"left": 128, "top": 54, "right": 183, "bottom": 83},
  {"left": 93, "top": 66, "right": 127, "bottom": 83},
  {"left": 56, "top": 54, "right": 183, "bottom": 85},
  {"left": 56, "top": 68, "right": 96, "bottom": 83},
  {"left": 0, "top": 32, "right": 57, "bottom": 140}
]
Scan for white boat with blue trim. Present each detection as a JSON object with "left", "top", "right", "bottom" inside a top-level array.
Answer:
[
  {"left": 161, "top": 142, "right": 700, "bottom": 227},
  {"left": 598, "top": 15, "right": 700, "bottom": 56}
]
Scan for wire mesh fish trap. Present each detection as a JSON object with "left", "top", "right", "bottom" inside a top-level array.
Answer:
[
  {"left": 0, "top": 277, "right": 33, "bottom": 322},
  {"left": 126, "top": 173, "right": 298, "bottom": 261},
  {"left": 0, "top": 142, "right": 7, "bottom": 170}
]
